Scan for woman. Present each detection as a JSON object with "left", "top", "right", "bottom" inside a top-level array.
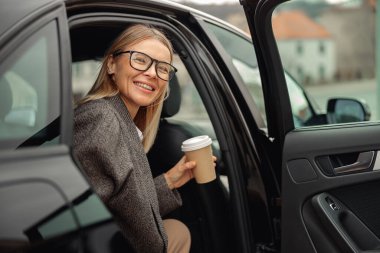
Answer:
[{"left": 73, "top": 24, "right": 197, "bottom": 253}]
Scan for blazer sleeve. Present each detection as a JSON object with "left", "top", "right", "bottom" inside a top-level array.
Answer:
[
  {"left": 154, "top": 175, "right": 182, "bottom": 216},
  {"left": 73, "top": 105, "right": 129, "bottom": 202}
]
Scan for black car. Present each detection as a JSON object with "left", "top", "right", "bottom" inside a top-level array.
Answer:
[{"left": 1, "top": 0, "right": 378, "bottom": 252}]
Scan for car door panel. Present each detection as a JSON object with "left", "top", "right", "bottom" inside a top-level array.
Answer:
[
  {"left": 315, "top": 151, "right": 376, "bottom": 176},
  {"left": 0, "top": 148, "right": 87, "bottom": 252},
  {"left": 241, "top": 0, "right": 380, "bottom": 250},
  {"left": 282, "top": 124, "right": 380, "bottom": 253},
  {"left": 302, "top": 188, "right": 380, "bottom": 253},
  {"left": 311, "top": 191, "right": 380, "bottom": 252}
]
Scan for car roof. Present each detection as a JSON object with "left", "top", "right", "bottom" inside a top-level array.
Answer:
[
  {"left": 64, "top": 0, "right": 246, "bottom": 34},
  {"left": 0, "top": 0, "right": 61, "bottom": 41},
  {"left": 64, "top": 0, "right": 208, "bottom": 17},
  {"left": 64, "top": 0, "right": 250, "bottom": 61},
  {"left": 0, "top": 0, "right": 248, "bottom": 43}
]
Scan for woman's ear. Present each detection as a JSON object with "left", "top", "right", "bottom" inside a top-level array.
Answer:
[{"left": 107, "top": 56, "right": 116, "bottom": 75}]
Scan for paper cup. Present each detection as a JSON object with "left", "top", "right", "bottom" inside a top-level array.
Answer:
[{"left": 181, "top": 135, "right": 215, "bottom": 184}]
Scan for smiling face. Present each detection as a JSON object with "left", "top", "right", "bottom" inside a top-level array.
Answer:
[{"left": 107, "top": 38, "right": 171, "bottom": 117}]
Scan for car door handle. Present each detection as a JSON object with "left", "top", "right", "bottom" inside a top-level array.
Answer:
[{"left": 334, "top": 151, "right": 375, "bottom": 174}]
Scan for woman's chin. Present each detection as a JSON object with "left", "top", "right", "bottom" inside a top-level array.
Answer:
[{"left": 138, "top": 99, "right": 159, "bottom": 107}]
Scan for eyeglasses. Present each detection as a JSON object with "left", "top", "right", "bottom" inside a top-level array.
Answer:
[{"left": 112, "top": 50, "right": 177, "bottom": 81}]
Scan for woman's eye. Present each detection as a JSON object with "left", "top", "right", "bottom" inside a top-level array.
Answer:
[
  {"left": 158, "top": 65, "right": 169, "bottom": 74},
  {"left": 134, "top": 57, "right": 147, "bottom": 64}
]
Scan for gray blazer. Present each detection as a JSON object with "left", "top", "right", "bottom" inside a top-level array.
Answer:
[{"left": 73, "top": 95, "right": 182, "bottom": 253}]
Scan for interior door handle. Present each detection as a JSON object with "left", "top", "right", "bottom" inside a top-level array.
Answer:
[{"left": 334, "top": 151, "right": 374, "bottom": 174}]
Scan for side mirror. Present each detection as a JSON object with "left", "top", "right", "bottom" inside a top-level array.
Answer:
[{"left": 327, "top": 98, "right": 371, "bottom": 124}]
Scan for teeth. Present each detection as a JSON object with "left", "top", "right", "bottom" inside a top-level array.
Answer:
[{"left": 135, "top": 82, "right": 153, "bottom": 91}]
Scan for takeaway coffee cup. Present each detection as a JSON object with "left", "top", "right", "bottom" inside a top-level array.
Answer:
[{"left": 181, "top": 135, "right": 215, "bottom": 184}]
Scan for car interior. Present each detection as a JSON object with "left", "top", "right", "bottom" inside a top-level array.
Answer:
[{"left": 69, "top": 21, "right": 233, "bottom": 252}]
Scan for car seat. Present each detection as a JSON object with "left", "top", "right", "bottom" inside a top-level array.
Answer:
[{"left": 147, "top": 76, "right": 232, "bottom": 253}]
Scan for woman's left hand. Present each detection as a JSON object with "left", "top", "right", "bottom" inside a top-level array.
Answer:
[{"left": 164, "top": 155, "right": 217, "bottom": 190}]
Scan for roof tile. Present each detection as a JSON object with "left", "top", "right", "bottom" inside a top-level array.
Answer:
[{"left": 273, "top": 10, "right": 331, "bottom": 39}]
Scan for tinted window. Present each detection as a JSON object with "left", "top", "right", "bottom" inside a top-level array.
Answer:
[
  {"left": 203, "top": 21, "right": 317, "bottom": 127},
  {"left": 0, "top": 21, "right": 60, "bottom": 149},
  {"left": 72, "top": 60, "right": 100, "bottom": 103},
  {"left": 170, "top": 55, "right": 217, "bottom": 141},
  {"left": 203, "top": 22, "right": 267, "bottom": 124},
  {"left": 285, "top": 74, "right": 313, "bottom": 127}
]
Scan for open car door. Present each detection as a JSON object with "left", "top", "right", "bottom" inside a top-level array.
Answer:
[{"left": 242, "top": 0, "right": 380, "bottom": 252}]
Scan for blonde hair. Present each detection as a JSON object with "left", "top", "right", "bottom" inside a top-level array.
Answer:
[{"left": 79, "top": 24, "right": 174, "bottom": 152}]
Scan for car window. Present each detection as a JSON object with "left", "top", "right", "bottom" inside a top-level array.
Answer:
[
  {"left": 0, "top": 21, "right": 60, "bottom": 149},
  {"left": 285, "top": 73, "right": 314, "bottom": 127},
  {"left": 203, "top": 22, "right": 267, "bottom": 125},
  {"left": 203, "top": 21, "right": 321, "bottom": 128},
  {"left": 170, "top": 55, "right": 217, "bottom": 141},
  {"left": 273, "top": 0, "right": 377, "bottom": 128},
  {"left": 72, "top": 60, "right": 100, "bottom": 102}
]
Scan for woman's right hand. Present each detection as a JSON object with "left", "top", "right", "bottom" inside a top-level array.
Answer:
[
  {"left": 164, "top": 156, "right": 195, "bottom": 190},
  {"left": 164, "top": 155, "right": 217, "bottom": 190}
]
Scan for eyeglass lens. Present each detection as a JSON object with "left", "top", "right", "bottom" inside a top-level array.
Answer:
[{"left": 130, "top": 52, "right": 175, "bottom": 81}]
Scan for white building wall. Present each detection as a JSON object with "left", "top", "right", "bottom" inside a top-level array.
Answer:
[{"left": 277, "top": 39, "right": 336, "bottom": 84}]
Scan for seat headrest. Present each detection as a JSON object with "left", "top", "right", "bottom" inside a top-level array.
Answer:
[
  {"left": 161, "top": 75, "right": 181, "bottom": 118},
  {"left": 0, "top": 76, "right": 13, "bottom": 119}
]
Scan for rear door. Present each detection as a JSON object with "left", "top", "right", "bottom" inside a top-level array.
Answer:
[
  {"left": 0, "top": 1, "right": 90, "bottom": 252},
  {"left": 242, "top": 0, "right": 380, "bottom": 252}
]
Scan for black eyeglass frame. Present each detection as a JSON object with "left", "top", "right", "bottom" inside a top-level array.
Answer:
[{"left": 112, "top": 50, "right": 177, "bottom": 81}]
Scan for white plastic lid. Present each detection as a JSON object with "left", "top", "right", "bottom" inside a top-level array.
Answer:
[{"left": 181, "top": 135, "right": 212, "bottom": 152}]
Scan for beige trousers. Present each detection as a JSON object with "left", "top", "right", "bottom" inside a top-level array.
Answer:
[{"left": 163, "top": 219, "right": 191, "bottom": 253}]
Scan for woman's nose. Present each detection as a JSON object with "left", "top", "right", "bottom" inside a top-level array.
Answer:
[{"left": 144, "top": 62, "right": 157, "bottom": 78}]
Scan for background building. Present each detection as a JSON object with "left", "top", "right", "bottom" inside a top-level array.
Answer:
[{"left": 273, "top": 10, "right": 336, "bottom": 85}]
